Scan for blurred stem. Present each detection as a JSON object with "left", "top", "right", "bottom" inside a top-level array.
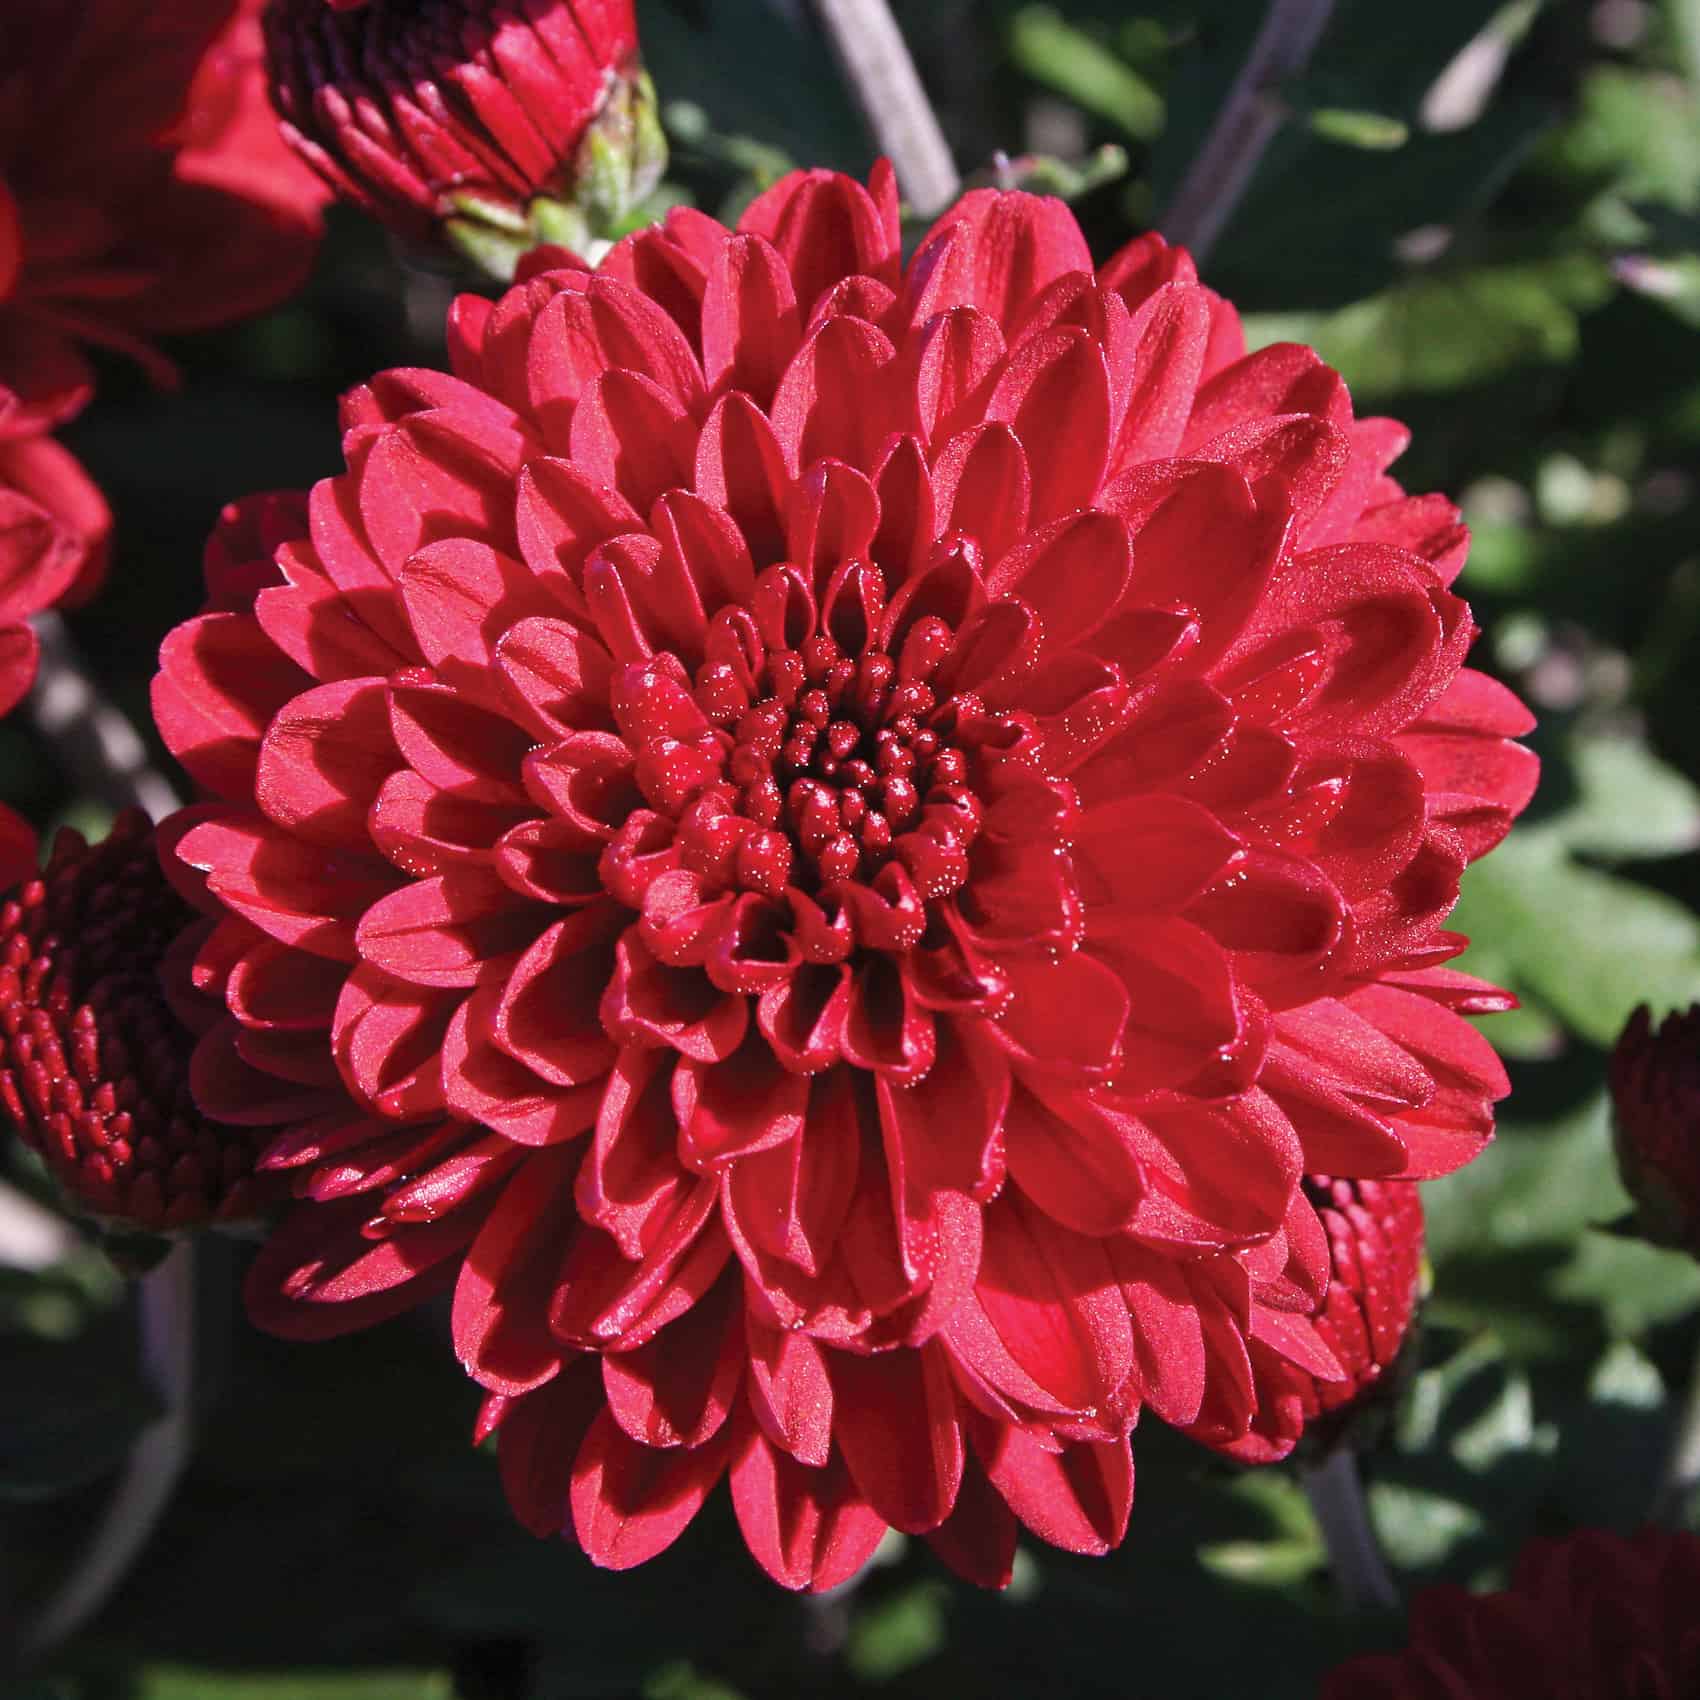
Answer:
[
  {"left": 28, "top": 612, "right": 181, "bottom": 822},
  {"left": 810, "top": 0, "right": 961, "bottom": 217},
  {"left": 1653, "top": 1332, "right": 1700, "bottom": 1526},
  {"left": 26, "top": 1242, "right": 197, "bottom": 1655},
  {"left": 1158, "top": 0, "right": 1336, "bottom": 263},
  {"left": 1302, "top": 1448, "right": 1399, "bottom": 1611}
]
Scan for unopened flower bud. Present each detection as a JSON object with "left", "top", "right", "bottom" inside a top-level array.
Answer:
[
  {"left": 1609, "top": 1004, "right": 1700, "bottom": 1254},
  {"left": 1298, "top": 1176, "right": 1427, "bottom": 1451},
  {"left": 263, "top": 0, "right": 665, "bottom": 276},
  {"left": 0, "top": 813, "right": 275, "bottom": 1232}
]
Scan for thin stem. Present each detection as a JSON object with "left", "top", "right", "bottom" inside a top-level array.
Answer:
[
  {"left": 1158, "top": 0, "right": 1337, "bottom": 264},
  {"left": 28, "top": 613, "right": 181, "bottom": 822},
  {"left": 810, "top": 0, "right": 961, "bottom": 217},
  {"left": 1653, "top": 1331, "right": 1700, "bottom": 1527},
  {"left": 26, "top": 1242, "right": 197, "bottom": 1655},
  {"left": 1302, "top": 1448, "right": 1399, "bottom": 1611}
]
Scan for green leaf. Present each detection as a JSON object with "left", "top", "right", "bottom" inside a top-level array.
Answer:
[
  {"left": 1551, "top": 1233, "right": 1700, "bottom": 1335},
  {"left": 1449, "top": 834, "right": 1700, "bottom": 1047},
  {"left": 1303, "top": 108, "right": 1411, "bottom": 151},
  {"left": 1243, "top": 256, "right": 1614, "bottom": 400},
  {"left": 1547, "top": 66, "right": 1700, "bottom": 211},
  {"left": 1543, "top": 732, "right": 1700, "bottom": 861},
  {"left": 645, "top": 1667, "right": 750, "bottom": 1700},
  {"left": 846, "top": 1580, "right": 949, "bottom": 1682},
  {"left": 1425, "top": 1094, "right": 1623, "bottom": 1264},
  {"left": 1367, "top": 1479, "right": 1486, "bottom": 1570},
  {"left": 1008, "top": 7, "right": 1164, "bottom": 141},
  {"left": 132, "top": 1670, "right": 455, "bottom": 1700}
]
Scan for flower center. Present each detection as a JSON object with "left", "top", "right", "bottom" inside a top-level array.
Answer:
[{"left": 718, "top": 619, "right": 982, "bottom": 898}]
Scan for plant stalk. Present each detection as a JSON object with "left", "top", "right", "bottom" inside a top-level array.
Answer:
[
  {"left": 26, "top": 1242, "right": 197, "bottom": 1654},
  {"left": 1158, "top": 0, "right": 1337, "bottom": 263},
  {"left": 810, "top": 0, "right": 961, "bottom": 217},
  {"left": 1302, "top": 1448, "right": 1400, "bottom": 1611},
  {"left": 28, "top": 613, "right": 181, "bottom": 821}
]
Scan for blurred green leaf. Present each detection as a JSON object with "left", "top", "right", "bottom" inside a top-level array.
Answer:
[
  {"left": 1549, "top": 67, "right": 1700, "bottom": 211},
  {"left": 645, "top": 1667, "right": 750, "bottom": 1700},
  {"left": 1303, "top": 108, "right": 1410, "bottom": 151},
  {"left": 1544, "top": 733, "right": 1700, "bottom": 861},
  {"left": 1552, "top": 1233, "right": 1700, "bottom": 1335},
  {"left": 132, "top": 1670, "right": 455, "bottom": 1700},
  {"left": 1450, "top": 836, "right": 1700, "bottom": 1046},
  {"left": 1008, "top": 7, "right": 1164, "bottom": 141},
  {"left": 1368, "top": 1480, "right": 1486, "bottom": 1570},
  {"left": 1245, "top": 256, "right": 1613, "bottom": 400},
  {"left": 847, "top": 1580, "right": 949, "bottom": 1682},
  {"left": 1425, "top": 1095, "right": 1621, "bottom": 1263}
]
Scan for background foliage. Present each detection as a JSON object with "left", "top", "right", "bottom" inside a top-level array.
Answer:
[{"left": 5, "top": 1, "right": 1700, "bottom": 1694}]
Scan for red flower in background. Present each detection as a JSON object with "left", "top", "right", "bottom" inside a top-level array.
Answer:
[
  {"left": 0, "top": 432, "right": 110, "bottom": 711},
  {"left": 263, "top": 0, "right": 658, "bottom": 266},
  {"left": 1322, "top": 1526, "right": 1700, "bottom": 1698},
  {"left": 0, "top": 0, "right": 327, "bottom": 431},
  {"left": 1610, "top": 1003, "right": 1700, "bottom": 1255},
  {"left": 0, "top": 0, "right": 325, "bottom": 720},
  {"left": 1205, "top": 1176, "right": 1425, "bottom": 1462},
  {"left": 153, "top": 170, "right": 1536, "bottom": 1588}
]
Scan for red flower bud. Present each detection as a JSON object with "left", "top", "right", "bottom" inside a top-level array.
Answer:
[
  {"left": 1217, "top": 1177, "right": 1427, "bottom": 1461},
  {"left": 263, "top": 0, "right": 664, "bottom": 274},
  {"left": 1609, "top": 1003, "right": 1700, "bottom": 1254},
  {"left": 0, "top": 812, "right": 275, "bottom": 1232},
  {"left": 1304, "top": 1177, "right": 1426, "bottom": 1431}
]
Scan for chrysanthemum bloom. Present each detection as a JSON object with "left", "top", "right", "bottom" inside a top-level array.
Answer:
[
  {"left": 264, "top": 0, "right": 663, "bottom": 275},
  {"left": 0, "top": 811, "right": 278, "bottom": 1231},
  {"left": 1203, "top": 1176, "right": 1425, "bottom": 1462},
  {"left": 1609, "top": 1004, "right": 1700, "bottom": 1255},
  {"left": 1322, "top": 1526, "right": 1700, "bottom": 1698},
  {"left": 0, "top": 0, "right": 324, "bottom": 718},
  {"left": 0, "top": 0, "right": 327, "bottom": 435},
  {"left": 0, "top": 429, "right": 111, "bottom": 714},
  {"left": 153, "top": 170, "right": 1536, "bottom": 1587}
]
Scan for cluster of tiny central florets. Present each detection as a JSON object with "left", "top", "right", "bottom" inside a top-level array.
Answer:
[{"left": 638, "top": 558, "right": 1015, "bottom": 922}]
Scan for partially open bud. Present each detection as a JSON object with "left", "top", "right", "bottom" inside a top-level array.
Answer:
[
  {"left": 1300, "top": 1177, "right": 1426, "bottom": 1444},
  {"left": 0, "top": 812, "right": 274, "bottom": 1232},
  {"left": 1195, "top": 1176, "right": 1427, "bottom": 1464},
  {"left": 1609, "top": 1004, "right": 1700, "bottom": 1255},
  {"left": 263, "top": 0, "right": 665, "bottom": 276}
]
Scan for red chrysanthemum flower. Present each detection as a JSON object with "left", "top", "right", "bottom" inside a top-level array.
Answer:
[
  {"left": 1322, "top": 1526, "right": 1700, "bottom": 1698},
  {"left": 0, "top": 428, "right": 111, "bottom": 714},
  {"left": 1204, "top": 1175, "right": 1425, "bottom": 1462},
  {"left": 0, "top": 0, "right": 327, "bottom": 433},
  {"left": 263, "top": 0, "right": 660, "bottom": 271},
  {"left": 0, "top": 0, "right": 324, "bottom": 713},
  {"left": 0, "top": 811, "right": 279, "bottom": 1231},
  {"left": 152, "top": 170, "right": 1536, "bottom": 1588},
  {"left": 1610, "top": 1003, "right": 1700, "bottom": 1256}
]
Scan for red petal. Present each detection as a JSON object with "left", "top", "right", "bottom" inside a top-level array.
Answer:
[
  {"left": 570, "top": 1407, "right": 728, "bottom": 1569},
  {"left": 975, "top": 1424, "right": 1133, "bottom": 1557},
  {"left": 728, "top": 1417, "right": 887, "bottom": 1592},
  {"left": 831, "top": 1341, "right": 965, "bottom": 1534}
]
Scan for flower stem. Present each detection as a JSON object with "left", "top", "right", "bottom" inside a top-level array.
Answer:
[
  {"left": 1653, "top": 1330, "right": 1700, "bottom": 1527},
  {"left": 1302, "top": 1448, "right": 1400, "bottom": 1611},
  {"left": 28, "top": 613, "right": 181, "bottom": 821},
  {"left": 26, "top": 1242, "right": 198, "bottom": 1655},
  {"left": 1158, "top": 0, "right": 1337, "bottom": 263},
  {"left": 810, "top": 0, "right": 961, "bottom": 217}
]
